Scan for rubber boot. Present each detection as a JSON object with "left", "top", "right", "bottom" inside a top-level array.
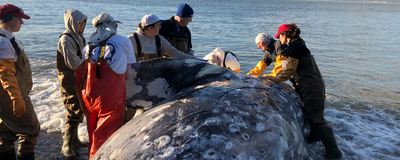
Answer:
[
  {"left": 17, "top": 152, "right": 35, "bottom": 160},
  {"left": 318, "top": 123, "right": 343, "bottom": 159},
  {"left": 61, "top": 123, "right": 77, "bottom": 159},
  {"left": 307, "top": 124, "right": 320, "bottom": 143},
  {"left": 73, "top": 125, "right": 86, "bottom": 154},
  {"left": 122, "top": 108, "right": 136, "bottom": 125},
  {"left": 87, "top": 142, "right": 92, "bottom": 158},
  {"left": 0, "top": 149, "right": 16, "bottom": 160}
]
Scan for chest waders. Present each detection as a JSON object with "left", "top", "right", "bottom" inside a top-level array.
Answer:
[
  {"left": 290, "top": 50, "right": 342, "bottom": 158},
  {"left": 0, "top": 34, "right": 40, "bottom": 158},
  {"left": 163, "top": 19, "right": 190, "bottom": 53},
  {"left": 56, "top": 33, "right": 85, "bottom": 158},
  {"left": 133, "top": 33, "right": 162, "bottom": 62},
  {"left": 291, "top": 53, "right": 326, "bottom": 125},
  {"left": 75, "top": 38, "right": 126, "bottom": 159},
  {"left": 56, "top": 34, "right": 84, "bottom": 120},
  {"left": 165, "top": 32, "right": 189, "bottom": 53}
]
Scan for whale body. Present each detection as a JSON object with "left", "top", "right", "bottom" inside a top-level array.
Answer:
[{"left": 92, "top": 58, "right": 309, "bottom": 160}]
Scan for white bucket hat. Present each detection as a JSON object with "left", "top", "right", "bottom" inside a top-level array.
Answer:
[{"left": 89, "top": 13, "right": 121, "bottom": 43}]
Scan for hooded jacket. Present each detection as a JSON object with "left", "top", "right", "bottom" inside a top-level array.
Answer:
[
  {"left": 57, "top": 9, "right": 87, "bottom": 71},
  {"left": 56, "top": 9, "right": 87, "bottom": 122},
  {"left": 127, "top": 29, "right": 193, "bottom": 62}
]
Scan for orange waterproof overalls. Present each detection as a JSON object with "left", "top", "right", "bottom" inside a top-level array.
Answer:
[{"left": 75, "top": 42, "right": 126, "bottom": 159}]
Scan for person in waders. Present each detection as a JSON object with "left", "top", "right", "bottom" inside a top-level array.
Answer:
[
  {"left": 75, "top": 13, "right": 136, "bottom": 159},
  {"left": 124, "top": 14, "right": 195, "bottom": 124},
  {"left": 0, "top": 4, "right": 40, "bottom": 160},
  {"left": 127, "top": 14, "right": 194, "bottom": 63},
  {"left": 264, "top": 23, "right": 343, "bottom": 159},
  {"left": 159, "top": 3, "right": 195, "bottom": 56},
  {"left": 56, "top": 9, "right": 87, "bottom": 159},
  {"left": 247, "top": 33, "right": 289, "bottom": 77},
  {"left": 202, "top": 47, "right": 240, "bottom": 73}
]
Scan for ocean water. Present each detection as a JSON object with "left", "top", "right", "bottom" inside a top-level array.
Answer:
[{"left": 8, "top": 0, "right": 400, "bottom": 159}]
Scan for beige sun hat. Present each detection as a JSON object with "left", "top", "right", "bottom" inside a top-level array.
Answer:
[{"left": 89, "top": 13, "right": 121, "bottom": 43}]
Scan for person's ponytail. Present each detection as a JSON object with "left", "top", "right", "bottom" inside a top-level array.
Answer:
[
  {"left": 288, "top": 23, "right": 300, "bottom": 39},
  {"left": 138, "top": 22, "right": 145, "bottom": 31}
]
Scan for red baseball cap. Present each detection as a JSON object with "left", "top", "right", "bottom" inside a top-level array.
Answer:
[
  {"left": 274, "top": 24, "right": 290, "bottom": 38},
  {"left": 0, "top": 4, "right": 30, "bottom": 20}
]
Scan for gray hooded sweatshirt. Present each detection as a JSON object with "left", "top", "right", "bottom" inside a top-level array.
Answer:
[
  {"left": 56, "top": 9, "right": 87, "bottom": 123},
  {"left": 57, "top": 9, "right": 87, "bottom": 70},
  {"left": 127, "top": 29, "right": 193, "bottom": 61}
]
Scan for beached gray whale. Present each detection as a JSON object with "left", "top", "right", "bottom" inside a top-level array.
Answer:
[{"left": 92, "top": 58, "right": 310, "bottom": 160}]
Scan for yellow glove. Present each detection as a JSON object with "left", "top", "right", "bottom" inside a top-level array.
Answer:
[
  {"left": 0, "top": 59, "right": 26, "bottom": 117},
  {"left": 270, "top": 55, "right": 287, "bottom": 77},
  {"left": 263, "top": 57, "right": 299, "bottom": 83},
  {"left": 231, "top": 68, "right": 240, "bottom": 73},
  {"left": 247, "top": 61, "right": 267, "bottom": 75}
]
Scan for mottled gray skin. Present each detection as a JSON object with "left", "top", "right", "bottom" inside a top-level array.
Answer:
[{"left": 93, "top": 58, "right": 310, "bottom": 160}]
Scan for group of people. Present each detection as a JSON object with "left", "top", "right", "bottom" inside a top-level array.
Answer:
[
  {"left": 58, "top": 3, "right": 197, "bottom": 159},
  {"left": 0, "top": 2, "right": 342, "bottom": 160},
  {"left": 247, "top": 25, "right": 343, "bottom": 159}
]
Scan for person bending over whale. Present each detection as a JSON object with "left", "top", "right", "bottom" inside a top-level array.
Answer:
[
  {"left": 264, "top": 23, "right": 342, "bottom": 159},
  {"left": 203, "top": 47, "right": 240, "bottom": 73},
  {"left": 247, "top": 33, "right": 288, "bottom": 77}
]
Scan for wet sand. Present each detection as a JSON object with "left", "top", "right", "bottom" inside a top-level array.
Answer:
[{"left": 34, "top": 130, "right": 89, "bottom": 160}]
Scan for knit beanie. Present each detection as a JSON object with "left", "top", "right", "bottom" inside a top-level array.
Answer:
[
  {"left": 176, "top": 3, "right": 194, "bottom": 18},
  {"left": 255, "top": 33, "right": 272, "bottom": 43}
]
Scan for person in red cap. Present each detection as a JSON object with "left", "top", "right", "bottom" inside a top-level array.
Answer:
[
  {"left": 0, "top": 3, "right": 40, "bottom": 160},
  {"left": 264, "top": 23, "right": 342, "bottom": 159}
]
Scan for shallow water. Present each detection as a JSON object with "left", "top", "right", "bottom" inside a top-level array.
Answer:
[{"left": 8, "top": 0, "right": 400, "bottom": 159}]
